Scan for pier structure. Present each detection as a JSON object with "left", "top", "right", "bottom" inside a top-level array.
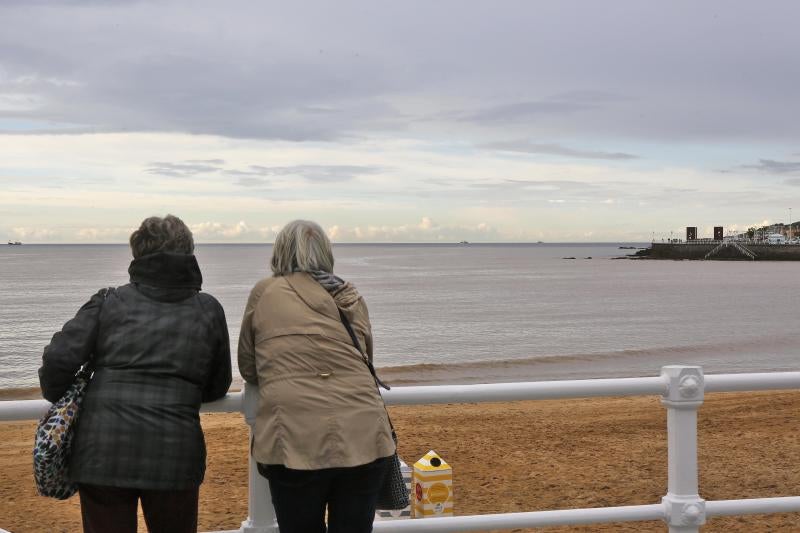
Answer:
[
  {"left": 648, "top": 241, "right": 800, "bottom": 260},
  {"left": 3, "top": 367, "right": 800, "bottom": 532},
  {"left": 638, "top": 221, "right": 800, "bottom": 260}
]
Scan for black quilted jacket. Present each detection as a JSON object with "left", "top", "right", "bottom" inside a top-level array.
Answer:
[{"left": 38, "top": 252, "right": 232, "bottom": 490}]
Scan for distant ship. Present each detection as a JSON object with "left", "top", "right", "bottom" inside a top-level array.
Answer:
[
  {"left": 7, "top": 241, "right": 22, "bottom": 245},
  {"left": 458, "top": 240, "right": 469, "bottom": 244}
]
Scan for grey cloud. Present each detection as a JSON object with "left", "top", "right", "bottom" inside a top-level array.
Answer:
[
  {"left": 0, "top": 0, "right": 144, "bottom": 4},
  {"left": 2, "top": 2, "right": 800, "bottom": 142},
  {"left": 452, "top": 100, "right": 598, "bottom": 124},
  {"left": 187, "top": 159, "right": 225, "bottom": 165},
  {"left": 391, "top": 178, "right": 636, "bottom": 208},
  {"left": 741, "top": 159, "right": 800, "bottom": 174},
  {"left": 497, "top": 179, "right": 616, "bottom": 191},
  {"left": 481, "top": 140, "right": 638, "bottom": 160},
  {"left": 785, "top": 178, "right": 800, "bottom": 187},
  {"left": 546, "top": 90, "right": 632, "bottom": 103},
  {"left": 495, "top": 179, "right": 581, "bottom": 190},
  {"left": 662, "top": 187, "right": 699, "bottom": 194},
  {"left": 145, "top": 161, "right": 220, "bottom": 178},
  {"left": 298, "top": 106, "right": 339, "bottom": 115},
  {"left": 229, "top": 164, "right": 382, "bottom": 183},
  {"left": 224, "top": 169, "right": 260, "bottom": 177},
  {"left": 236, "top": 177, "right": 269, "bottom": 188},
  {"left": 144, "top": 160, "right": 381, "bottom": 182}
]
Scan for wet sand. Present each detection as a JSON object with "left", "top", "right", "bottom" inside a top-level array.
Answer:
[{"left": 1, "top": 390, "right": 799, "bottom": 532}]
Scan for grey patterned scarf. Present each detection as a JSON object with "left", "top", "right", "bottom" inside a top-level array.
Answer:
[{"left": 309, "top": 270, "right": 346, "bottom": 293}]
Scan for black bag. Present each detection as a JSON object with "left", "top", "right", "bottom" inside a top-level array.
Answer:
[
  {"left": 338, "top": 310, "right": 410, "bottom": 510},
  {"left": 377, "top": 431, "right": 409, "bottom": 510}
]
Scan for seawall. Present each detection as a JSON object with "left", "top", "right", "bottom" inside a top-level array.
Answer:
[{"left": 648, "top": 242, "right": 800, "bottom": 260}]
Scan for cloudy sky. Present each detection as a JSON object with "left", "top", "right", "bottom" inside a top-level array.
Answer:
[{"left": 2, "top": 1, "right": 800, "bottom": 243}]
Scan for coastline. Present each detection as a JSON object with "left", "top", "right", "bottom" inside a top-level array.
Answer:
[{"left": 2, "top": 390, "right": 800, "bottom": 532}]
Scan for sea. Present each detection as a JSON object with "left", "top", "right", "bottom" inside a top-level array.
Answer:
[{"left": 1, "top": 243, "right": 799, "bottom": 392}]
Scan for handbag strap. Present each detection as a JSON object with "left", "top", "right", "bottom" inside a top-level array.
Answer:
[
  {"left": 337, "top": 309, "right": 397, "bottom": 432},
  {"left": 337, "top": 309, "right": 390, "bottom": 391},
  {"left": 83, "top": 286, "right": 114, "bottom": 375}
]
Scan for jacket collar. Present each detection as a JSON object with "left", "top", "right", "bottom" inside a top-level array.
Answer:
[
  {"left": 128, "top": 252, "right": 203, "bottom": 290},
  {"left": 283, "top": 272, "right": 340, "bottom": 321}
]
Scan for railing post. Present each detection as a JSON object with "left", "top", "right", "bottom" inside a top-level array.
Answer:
[
  {"left": 661, "top": 365, "right": 706, "bottom": 532},
  {"left": 240, "top": 382, "right": 279, "bottom": 533}
]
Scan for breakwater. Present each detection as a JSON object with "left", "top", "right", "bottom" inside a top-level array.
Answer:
[{"left": 645, "top": 242, "right": 800, "bottom": 260}]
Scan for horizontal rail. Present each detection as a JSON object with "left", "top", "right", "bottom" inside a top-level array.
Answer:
[
  {"left": 705, "top": 372, "right": 800, "bottom": 393},
  {"left": 0, "top": 399, "right": 49, "bottom": 421},
  {"left": 372, "top": 504, "right": 665, "bottom": 532},
  {"left": 382, "top": 376, "right": 667, "bottom": 406},
  {"left": 201, "top": 392, "right": 243, "bottom": 413},
  {"left": 374, "top": 496, "right": 800, "bottom": 533},
  {"left": 706, "top": 496, "right": 800, "bottom": 517},
  {"left": 5, "top": 372, "right": 800, "bottom": 421},
  {"left": 0, "top": 392, "right": 244, "bottom": 422},
  {"left": 370, "top": 496, "right": 800, "bottom": 531}
]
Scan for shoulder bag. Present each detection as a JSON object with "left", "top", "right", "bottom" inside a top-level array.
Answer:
[
  {"left": 33, "top": 287, "right": 112, "bottom": 499},
  {"left": 338, "top": 309, "right": 410, "bottom": 510}
]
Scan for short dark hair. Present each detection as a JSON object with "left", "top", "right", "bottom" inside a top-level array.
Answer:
[{"left": 129, "top": 215, "right": 194, "bottom": 258}]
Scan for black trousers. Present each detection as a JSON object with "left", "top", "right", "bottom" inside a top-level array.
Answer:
[
  {"left": 77, "top": 483, "right": 199, "bottom": 533},
  {"left": 262, "top": 457, "right": 388, "bottom": 533}
]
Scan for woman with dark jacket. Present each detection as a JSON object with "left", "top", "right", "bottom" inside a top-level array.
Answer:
[
  {"left": 38, "top": 215, "right": 232, "bottom": 533},
  {"left": 238, "top": 220, "right": 394, "bottom": 533}
]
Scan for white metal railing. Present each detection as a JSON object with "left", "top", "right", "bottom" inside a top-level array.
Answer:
[{"left": 2, "top": 366, "right": 800, "bottom": 532}]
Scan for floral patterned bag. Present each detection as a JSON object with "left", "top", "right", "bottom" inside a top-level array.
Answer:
[{"left": 33, "top": 367, "right": 92, "bottom": 499}]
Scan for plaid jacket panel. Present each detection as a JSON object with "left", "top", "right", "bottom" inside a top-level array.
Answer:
[{"left": 41, "top": 283, "right": 231, "bottom": 490}]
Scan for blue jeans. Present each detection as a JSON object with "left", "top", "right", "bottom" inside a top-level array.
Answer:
[{"left": 261, "top": 457, "right": 389, "bottom": 533}]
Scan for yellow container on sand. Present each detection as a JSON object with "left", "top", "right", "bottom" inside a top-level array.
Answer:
[{"left": 412, "top": 450, "right": 453, "bottom": 518}]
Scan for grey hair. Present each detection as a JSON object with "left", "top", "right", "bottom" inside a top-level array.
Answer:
[
  {"left": 129, "top": 215, "right": 195, "bottom": 258},
  {"left": 271, "top": 220, "right": 334, "bottom": 275}
]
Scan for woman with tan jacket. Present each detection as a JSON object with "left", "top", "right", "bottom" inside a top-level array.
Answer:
[{"left": 238, "top": 220, "right": 395, "bottom": 533}]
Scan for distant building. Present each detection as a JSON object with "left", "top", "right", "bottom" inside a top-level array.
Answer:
[{"left": 767, "top": 233, "right": 786, "bottom": 244}]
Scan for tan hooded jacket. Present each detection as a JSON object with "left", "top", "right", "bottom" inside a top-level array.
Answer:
[{"left": 238, "top": 272, "right": 395, "bottom": 469}]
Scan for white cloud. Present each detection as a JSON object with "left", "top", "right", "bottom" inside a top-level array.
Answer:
[
  {"left": 326, "top": 217, "right": 497, "bottom": 242},
  {"left": 418, "top": 216, "right": 435, "bottom": 230},
  {"left": 190, "top": 221, "right": 250, "bottom": 239},
  {"left": 326, "top": 225, "right": 343, "bottom": 240},
  {"left": 11, "top": 226, "right": 61, "bottom": 240},
  {"left": 76, "top": 227, "right": 135, "bottom": 241},
  {"left": 258, "top": 225, "right": 282, "bottom": 239}
]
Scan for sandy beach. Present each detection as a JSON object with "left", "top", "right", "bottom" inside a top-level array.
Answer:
[{"left": 1, "top": 390, "right": 799, "bottom": 532}]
